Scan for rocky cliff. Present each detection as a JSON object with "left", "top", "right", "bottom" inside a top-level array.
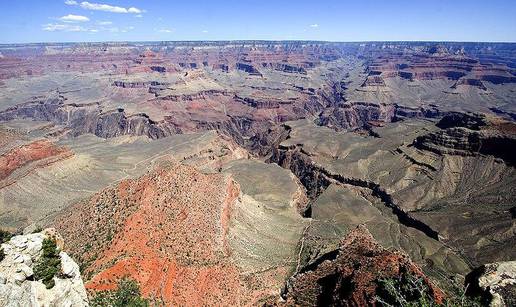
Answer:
[
  {"left": 466, "top": 261, "right": 516, "bottom": 307},
  {"left": 415, "top": 113, "right": 516, "bottom": 166},
  {"left": 0, "top": 229, "right": 88, "bottom": 307}
]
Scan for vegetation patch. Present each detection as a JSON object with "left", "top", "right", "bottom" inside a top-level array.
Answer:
[
  {"left": 375, "top": 273, "right": 481, "bottom": 307},
  {"left": 33, "top": 238, "right": 61, "bottom": 289},
  {"left": 0, "top": 229, "right": 12, "bottom": 243},
  {"left": 91, "top": 278, "right": 149, "bottom": 307}
]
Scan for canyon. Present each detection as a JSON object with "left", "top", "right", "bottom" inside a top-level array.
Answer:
[{"left": 0, "top": 41, "right": 515, "bottom": 305}]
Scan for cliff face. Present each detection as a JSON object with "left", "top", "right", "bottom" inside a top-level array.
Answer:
[
  {"left": 0, "top": 229, "right": 88, "bottom": 307},
  {"left": 0, "top": 97, "right": 180, "bottom": 139},
  {"left": 415, "top": 113, "right": 516, "bottom": 166}
]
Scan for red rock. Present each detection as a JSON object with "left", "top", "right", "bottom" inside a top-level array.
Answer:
[
  {"left": 280, "top": 226, "right": 445, "bottom": 306},
  {"left": 0, "top": 139, "right": 72, "bottom": 182}
]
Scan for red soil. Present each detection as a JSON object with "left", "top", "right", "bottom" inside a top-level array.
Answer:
[
  {"left": 0, "top": 139, "right": 72, "bottom": 181},
  {"left": 53, "top": 161, "right": 278, "bottom": 305}
]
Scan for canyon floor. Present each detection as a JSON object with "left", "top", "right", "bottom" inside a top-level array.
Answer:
[{"left": 0, "top": 41, "right": 515, "bottom": 305}]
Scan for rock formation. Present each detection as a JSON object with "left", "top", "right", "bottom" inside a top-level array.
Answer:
[
  {"left": 415, "top": 113, "right": 516, "bottom": 165},
  {"left": 279, "top": 226, "right": 444, "bottom": 306},
  {"left": 466, "top": 261, "right": 516, "bottom": 307},
  {"left": 52, "top": 159, "right": 305, "bottom": 305},
  {"left": 0, "top": 229, "right": 88, "bottom": 307}
]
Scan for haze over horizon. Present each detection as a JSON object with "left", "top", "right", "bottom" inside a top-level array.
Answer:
[{"left": 1, "top": 0, "right": 515, "bottom": 44}]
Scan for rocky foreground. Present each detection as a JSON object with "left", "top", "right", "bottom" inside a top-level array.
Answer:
[{"left": 0, "top": 229, "right": 88, "bottom": 307}]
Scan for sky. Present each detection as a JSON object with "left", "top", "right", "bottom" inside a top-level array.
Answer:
[{"left": 0, "top": 0, "right": 515, "bottom": 44}]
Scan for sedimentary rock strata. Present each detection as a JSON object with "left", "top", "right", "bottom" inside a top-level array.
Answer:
[
  {"left": 0, "top": 139, "right": 72, "bottom": 182},
  {"left": 0, "top": 41, "right": 515, "bottom": 305}
]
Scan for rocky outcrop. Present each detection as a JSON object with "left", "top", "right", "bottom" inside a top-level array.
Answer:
[
  {"left": 0, "top": 97, "right": 181, "bottom": 139},
  {"left": 236, "top": 62, "right": 262, "bottom": 76},
  {"left": 361, "top": 75, "right": 386, "bottom": 87},
  {"left": 262, "top": 63, "right": 307, "bottom": 74},
  {"left": 435, "top": 112, "right": 487, "bottom": 130},
  {"left": 466, "top": 261, "right": 516, "bottom": 307},
  {"left": 481, "top": 75, "right": 516, "bottom": 84},
  {"left": 235, "top": 95, "right": 280, "bottom": 109},
  {"left": 112, "top": 80, "right": 170, "bottom": 89},
  {"left": 317, "top": 102, "right": 445, "bottom": 131},
  {"left": 149, "top": 66, "right": 166, "bottom": 73},
  {"left": 279, "top": 226, "right": 444, "bottom": 306},
  {"left": 317, "top": 102, "right": 397, "bottom": 130},
  {"left": 158, "top": 89, "right": 231, "bottom": 101},
  {"left": 0, "top": 229, "right": 88, "bottom": 307},
  {"left": 415, "top": 113, "right": 516, "bottom": 165},
  {"left": 112, "top": 81, "right": 147, "bottom": 88},
  {"left": 451, "top": 78, "right": 487, "bottom": 90},
  {"left": 394, "top": 104, "right": 442, "bottom": 119}
]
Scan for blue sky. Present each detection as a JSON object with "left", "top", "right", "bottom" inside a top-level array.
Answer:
[{"left": 0, "top": 0, "right": 515, "bottom": 43}]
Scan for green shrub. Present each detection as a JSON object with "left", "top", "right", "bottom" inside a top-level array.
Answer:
[
  {"left": 91, "top": 278, "right": 149, "bottom": 307},
  {"left": 376, "top": 273, "right": 439, "bottom": 307},
  {"left": 33, "top": 238, "right": 61, "bottom": 289},
  {"left": 375, "top": 273, "right": 481, "bottom": 307},
  {"left": 0, "top": 229, "right": 12, "bottom": 243}
]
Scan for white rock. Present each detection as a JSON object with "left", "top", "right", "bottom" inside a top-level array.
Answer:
[
  {"left": 474, "top": 261, "right": 516, "bottom": 307},
  {"left": 25, "top": 240, "right": 43, "bottom": 257},
  {"left": 13, "top": 272, "right": 26, "bottom": 284},
  {"left": 0, "top": 230, "right": 89, "bottom": 307},
  {"left": 13, "top": 253, "right": 24, "bottom": 264},
  {"left": 19, "top": 264, "right": 33, "bottom": 278},
  {"left": 60, "top": 252, "right": 77, "bottom": 278}
]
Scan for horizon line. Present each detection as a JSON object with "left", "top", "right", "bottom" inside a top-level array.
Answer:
[{"left": 1, "top": 39, "right": 516, "bottom": 46}]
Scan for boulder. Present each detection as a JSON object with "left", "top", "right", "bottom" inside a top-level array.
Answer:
[{"left": 466, "top": 261, "right": 516, "bottom": 307}]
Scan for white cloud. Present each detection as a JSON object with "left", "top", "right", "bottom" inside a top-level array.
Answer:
[
  {"left": 59, "top": 14, "right": 90, "bottom": 22},
  {"left": 202, "top": 30, "right": 208, "bottom": 33},
  {"left": 157, "top": 28, "right": 173, "bottom": 33},
  {"left": 309, "top": 24, "right": 319, "bottom": 28},
  {"left": 64, "top": 0, "right": 78, "bottom": 5},
  {"left": 79, "top": 2, "right": 144, "bottom": 14},
  {"left": 96, "top": 21, "right": 112, "bottom": 25},
  {"left": 135, "top": 14, "right": 143, "bottom": 18},
  {"left": 43, "top": 23, "right": 87, "bottom": 32},
  {"left": 127, "top": 7, "right": 142, "bottom": 14}
]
